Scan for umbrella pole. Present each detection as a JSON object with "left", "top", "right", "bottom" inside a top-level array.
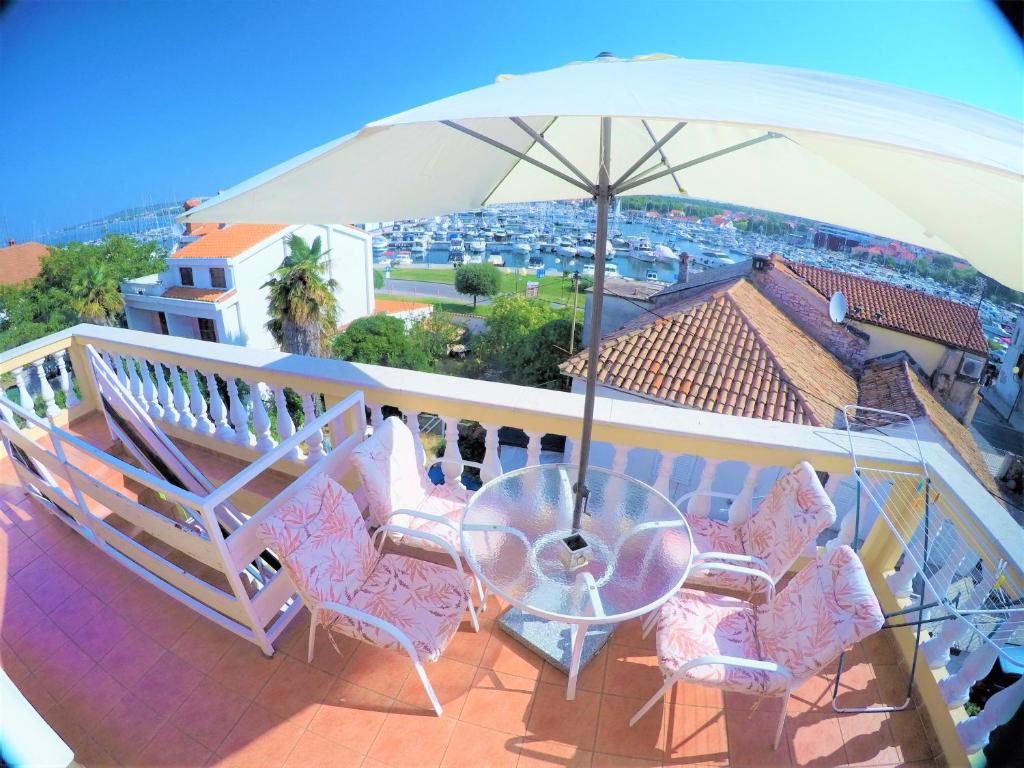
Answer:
[{"left": 572, "top": 116, "right": 612, "bottom": 533}]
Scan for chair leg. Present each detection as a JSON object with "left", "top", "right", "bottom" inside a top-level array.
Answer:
[
  {"left": 307, "top": 607, "right": 319, "bottom": 664},
  {"left": 773, "top": 690, "right": 791, "bottom": 750},
  {"left": 413, "top": 661, "right": 443, "bottom": 717},
  {"left": 474, "top": 576, "right": 487, "bottom": 612},
  {"left": 629, "top": 673, "right": 678, "bottom": 727},
  {"left": 465, "top": 591, "right": 480, "bottom": 633},
  {"left": 641, "top": 608, "right": 659, "bottom": 639}
]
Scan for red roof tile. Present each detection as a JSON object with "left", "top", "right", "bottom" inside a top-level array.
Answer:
[
  {"left": 0, "top": 241, "right": 47, "bottom": 285},
  {"left": 170, "top": 224, "right": 286, "bottom": 260},
  {"left": 785, "top": 261, "right": 987, "bottom": 355},
  {"left": 374, "top": 299, "right": 430, "bottom": 314},
  {"left": 561, "top": 279, "right": 858, "bottom": 426}
]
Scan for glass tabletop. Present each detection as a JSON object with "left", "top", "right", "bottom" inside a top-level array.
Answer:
[{"left": 460, "top": 463, "right": 693, "bottom": 624}]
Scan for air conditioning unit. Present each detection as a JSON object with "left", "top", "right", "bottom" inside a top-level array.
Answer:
[{"left": 959, "top": 355, "right": 984, "bottom": 380}]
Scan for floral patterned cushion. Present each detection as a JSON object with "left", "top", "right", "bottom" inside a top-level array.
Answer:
[
  {"left": 739, "top": 461, "right": 836, "bottom": 581},
  {"left": 656, "top": 589, "right": 791, "bottom": 696},
  {"left": 389, "top": 482, "right": 470, "bottom": 553},
  {"left": 757, "top": 545, "right": 883, "bottom": 682},
  {"left": 351, "top": 416, "right": 432, "bottom": 527},
  {"left": 322, "top": 553, "right": 470, "bottom": 661},
  {"left": 685, "top": 516, "right": 752, "bottom": 593},
  {"left": 259, "top": 473, "right": 376, "bottom": 605}
]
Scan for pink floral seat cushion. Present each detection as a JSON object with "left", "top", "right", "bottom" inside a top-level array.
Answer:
[
  {"left": 656, "top": 589, "right": 791, "bottom": 696},
  {"left": 685, "top": 517, "right": 750, "bottom": 593},
  {"left": 757, "top": 545, "right": 884, "bottom": 682},
  {"left": 323, "top": 553, "right": 470, "bottom": 661},
  {"left": 259, "top": 472, "right": 376, "bottom": 605},
  {"left": 389, "top": 482, "right": 470, "bottom": 553}
]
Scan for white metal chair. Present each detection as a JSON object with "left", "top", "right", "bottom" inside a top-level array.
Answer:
[
  {"left": 630, "top": 545, "right": 883, "bottom": 748},
  {"left": 260, "top": 471, "right": 478, "bottom": 716}
]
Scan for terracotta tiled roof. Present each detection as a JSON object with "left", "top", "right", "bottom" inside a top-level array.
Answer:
[
  {"left": 161, "top": 287, "right": 236, "bottom": 303},
  {"left": 0, "top": 241, "right": 47, "bottom": 285},
  {"left": 170, "top": 224, "right": 287, "bottom": 260},
  {"left": 785, "top": 261, "right": 987, "bottom": 355},
  {"left": 561, "top": 279, "right": 858, "bottom": 426},
  {"left": 858, "top": 355, "right": 998, "bottom": 496},
  {"left": 374, "top": 299, "right": 431, "bottom": 314}
]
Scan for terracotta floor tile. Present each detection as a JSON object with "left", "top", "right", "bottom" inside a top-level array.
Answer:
[
  {"left": 99, "top": 626, "right": 164, "bottom": 687},
  {"left": 836, "top": 710, "right": 900, "bottom": 766},
  {"left": 396, "top": 655, "right": 477, "bottom": 718},
  {"left": 590, "top": 751, "right": 657, "bottom": 767},
  {"left": 660, "top": 703, "right": 729, "bottom": 766},
  {"left": 133, "top": 649, "right": 205, "bottom": 718},
  {"left": 14, "top": 553, "right": 81, "bottom": 613},
  {"left": 859, "top": 631, "right": 900, "bottom": 667},
  {"left": 92, "top": 691, "right": 167, "bottom": 764},
  {"left": 609, "top": 617, "right": 658, "bottom": 651},
  {"left": 74, "top": 609, "right": 133, "bottom": 661},
  {"left": 539, "top": 647, "right": 608, "bottom": 695},
  {"left": 888, "top": 709, "right": 934, "bottom": 764},
  {"left": 367, "top": 708, "right": 457, "bottom": 768},
  {"left": 724, "top": 707, "right": 793, "bottom": 767},
  {"left": 283, "top": 729, "right": 363, "bottom": 768},
  {"left": 5, "top": 612, "right": 65, "bottom": 670},
  {"left": 171, "top": 615, "right": 236, "bottom": 672},
  {"left": 602, "top": 647, "right": 664, "bottom": 700},
  {"left": 462, "top": 668, "right": 537, "bottom": 735},
  {"left": 136, "top": 721, "right": 213, "bottom": 767},
  {"left": 784, "top": 710, "right": 846, "bottom": 767},
  {"left": 0, "top": 640, "right": 30, "bottom": 683},
  {"left": 525, "top": 681, "right": 601, "bottom": 750},
  {"left": 873, "top": 665, "right": 916, "bottom": 708},
  {"left": 58, "top": 664, "right": 128, "bottom": 729},
  {"left": 33, "top": 634, "right": 96, "bottom": 697},
  {"left": 0, "top": 589, "right": 48, "bottom": 643},
  {"left": 13, "top": 673, "right": 58, "bottom": 715},
  {"left": 440, "top": 720, "right": 520, "bottom": 768},
  {"left": 444, "top": 618, "right": 493, "bottom": 666},
  {"left": 209, "top": 635, "right": 284, "bottom": 699},
  {"left": 169, "top": 675, "right": 251, "bottom": 752},
  {"left": 309, "top": 678, "right": 393, "bottom": 754},
  {"left": 481, "top": 629, "right": 545, "bottom": 681},
  {"left": 518, "top": 738, "right": 594, "bottom": 767},
  {"left": 340, "top": 644, "right": 412, "bottom": 698},
  {"left": 593, "top": 693, "right": 664, "bottom": 763},
  {"left": 831, "top": 660, "right": 882, "bottom": 711},
  {"left": 254, "top": 654, "right": 335, "bottom": 726},
  {"left": 298, "top": 623, "right": 360, "bottom": 676},
  {"left": 50, "top": 587, "right": 106, "bottom": 635},
  {"left": 6, "top": 536, "right": 43, "bottom": 576},
  {"left": 135, "top": 591, "right": 200, "bottom": 647},
  {"left": 217, "top": 703, "right": 304, "bottom": 768}
]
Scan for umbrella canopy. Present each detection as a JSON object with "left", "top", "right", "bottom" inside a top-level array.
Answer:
[{"left": 184, "top": 53, "right": 1022, "bottom": 290}]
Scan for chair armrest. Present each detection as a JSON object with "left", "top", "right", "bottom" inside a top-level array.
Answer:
[
  {"left": 673, "top": 490, "right": 737, "bottom": 512},
  {"left": 373, "top": 523, "right": 471, "bottom": 596},
  {"left": 676, "top": 653, "right": 793, "bottom": 684},
  {"left": 384, "top": 507, "right": 460, "bottom": 532},
  {"left": 428, "top": 458, "right": 486, "bottom": 472},
  {"left": 689, "top": 560, "right": 776, "bottom": 600},
  {"left": 693, "top": 551, "right": 770, "bottom": 573},
  {"left": 317, "top": 599, "right": 422, "bottom": 661}
]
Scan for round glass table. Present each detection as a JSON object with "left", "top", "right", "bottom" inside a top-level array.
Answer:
[{"left": 461, "top": 463, "right": 693, "bottom": 699}]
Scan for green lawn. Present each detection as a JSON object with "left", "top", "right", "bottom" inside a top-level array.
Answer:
[
  {"left": 375, "top": 292, "right": 492, "bottom": 317},
  {"left": 387, "top": 267, "right": 580, "bottom": 307}
]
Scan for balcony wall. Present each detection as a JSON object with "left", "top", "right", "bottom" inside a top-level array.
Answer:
[{"left": 2, "top": 323, "right": 1022, "bottom": 766}]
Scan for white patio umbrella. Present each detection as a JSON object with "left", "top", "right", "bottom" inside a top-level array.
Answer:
[{"left": 183, "top": 52, "right": 1023, "bottom": 531}]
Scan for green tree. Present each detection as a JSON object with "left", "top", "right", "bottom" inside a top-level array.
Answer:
[
  {"left": 70, "top": 262, "right": 122, "bottom": 325},
  {"left": 373, "top": 270, "right": 385, "bottom": 290},
  {"left": 473, "top": 295, "right": 578, "bottom": 388},
  {"left": 410, "top": 309, "right": 462, "bottom": 361},
  {"left": 263, "top": 234, "right": 338, "bottom": 356},
  {"left": 331, "top": 314, "right": 430, "bottom": 371},
  {"left": 454, "top": 263, "right": 501, "bottom": 307}
]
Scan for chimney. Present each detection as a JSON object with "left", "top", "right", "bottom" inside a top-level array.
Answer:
[{"left": 677, "top": 251, "right": 690, "bottom": 284}]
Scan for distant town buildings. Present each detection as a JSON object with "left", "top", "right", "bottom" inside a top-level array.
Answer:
[{"left": 0, "top": 239, "right": 47, "bottom": 286}]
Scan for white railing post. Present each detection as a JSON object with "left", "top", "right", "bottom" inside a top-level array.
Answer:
[
  {"left": 273, "top": 387, "right": 301, "bottom": 460},
  {"left": 369, "top": 403, "right": 384, "bottom": 430},
  {"left": 155, "top": 363, "right": 178, "bottom": 424},
  {"left": 939, "top": 638, "right": 1003, "bottom": 707},
  {"left": 248, "top": 380, "right": 276, "bottom": 451},
  {"left": 302, "top": 393, "right": 325, "bottom": 464},
  {"left": 113, "top": 353, "right": 132, "bottom": 393},
  {"left": 142, "top": 359, "right": 163, "bottom": 420},
  {"left": 12, "top": 367, "right": 32, "bottom": 413},
  {"left": 206, "top": 373, "right": 234, "bottom": 441},
  {"left": 33, "top": 358, "right": 60, "bottom": 418},
  {"left": 227, "top": 378, "right": 253, "bottom": 446},
  {"left": 481, "top": 423, "right": 503, "bottom": 482},
  {"left": 526, "top": 431, "right": 544, "bottom": 466},
  {"left": 688, "top": 458, "right": 721, "bottom": 517},
  {"left": 887, "top": 510, "right": 939, "bottom": 598},
  {"left": 568, "top": 437, "right": 582, "bottom": 467},
  {"left": 57, "top": 350, "right": 79, "bottom": 407},
  {"left": 186, "top": 367, "right": 215, "bottom": 435},
  {"left": 729, "top": 463, "right": 762, "bottom": 525},
  {"left": 440, "top": 416, "right": 464, "bottom": 488},
  {"left": 654, "top": 451, "right": 678, "bottom": 498},
  {"left": 171, "top": 364, "right": 194, "bottom": 429},
  {"left": 407, "top": 411, "right": 427, "bottom": 468},
  {"left": 923, "top": 565, "right": 1000, "bottom": 669},
  {"left": 957, "top": 673, "right": 1024, "bottom": 755}
]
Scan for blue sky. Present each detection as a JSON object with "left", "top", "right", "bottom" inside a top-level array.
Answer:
[{"left": 0, "top": 0, "right": 1020, "bottom": 242}]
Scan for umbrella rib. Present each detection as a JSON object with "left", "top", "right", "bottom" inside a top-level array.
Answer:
[
  {"left": 610, "top": 121, "right": 687, "bottom": 189},
  {"left": 616, "top": 132, "right": 783, "bottom": 194},
  {"left": 642, "top": 120, "right": 686, "bottom": 192},
  {"left": 509, "top": 117, "right": 596, "bottom": 189},
  {"left": 441, "top": 120, "right": 595, "bottom": 195},
  {"left": 480, "top": 117, "right": 559, "bottom": 208}
]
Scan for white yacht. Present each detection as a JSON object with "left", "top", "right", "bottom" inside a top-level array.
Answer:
[
  {"left": 468, "top": 239, "right": 486, "bottom": 253},
  {"left": 604, "top": 263, "right": 619, "bottom": 277}
]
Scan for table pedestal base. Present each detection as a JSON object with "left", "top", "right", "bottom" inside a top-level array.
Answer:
[{"left": 497, "top": 607, "right": 614, "bottom": 678}]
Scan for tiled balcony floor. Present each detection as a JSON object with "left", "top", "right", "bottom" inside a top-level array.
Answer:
[{"left": 1, "top": 445, "right": 944, "bottom": 767}]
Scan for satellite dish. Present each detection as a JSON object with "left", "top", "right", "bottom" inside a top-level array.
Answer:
[{"left": 829, "top": 291, "right": 848, "bottom": 324}]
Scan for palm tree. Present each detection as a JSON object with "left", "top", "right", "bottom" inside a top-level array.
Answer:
[
  {"left": 71, "top": 262, "right": 123, "bottom": 325},
  {"left": 263, "top": 234, "right": 339, "bottom": 356}
]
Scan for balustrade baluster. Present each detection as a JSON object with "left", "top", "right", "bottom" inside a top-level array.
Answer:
[
  {"left": 939, "top": 636, "right": 1003, "bottom": 707},
  {"left": 568, "top": 437, "right": 582, "bottom": 467},
  {"left": 273, "top": 387, "right": 301, "bottom": 460},
  {"left": 186, "top": 368, "right": 215, "bottom": 434},
  {"left": 57, "top": 350, "right": 79, "bottom": 407},
  {"left": 302, "top": 393, "right": 325, "bottom": 464},
  {"left": 481, "top": 422, "right": 502, "bottom": 482},
  {"left": 142, "top": 360, "right": 163, "bottom": 420},
  {"left": 526, "top": 431, "right": 544, "bottom": 466},
  {"left": 440, "top": 416, "right": 464, "bottom": 488},
  {"left": 688, "top": 458, "right": 721, "bottom": 517},
  {"left": 33, "top": 358, "right": 60, "bottom": 418},
  {"left": 12, "top": 367, "right": 32, "bottom": 414},
  {"left": 248, "top": 381, "right": 276, "bottom": 451},
  {"left": 886, "top": 511, "right": 940, "bottom": 598},
  {"left": 113, "top": 354, "right": 131, "bottom": 392},
  {"left": 957, "top": 674, "right": 1024, "bottom": 754},
  {"left": 654, "top": 451, "right": 678, "bottom": 498},
  {"left": 369, "top": 403, "right": 384, "bottom": 429},
  {"left": 171, "top": 365, "right": 195, "bottom": 429},
  {"left": 921, "top": 534, "right": 969, "bottom": 623},
  {"left": 729, "top": 463, "right": 762, "bottom": 525},
  {"left": 406, "top": 411, "right": 426, "bottom": 468},
  {"left": 923, "top": 565, "right": 999, "bottom": 669},
  {"left": 125, "top": 356, "right": 147, "bottom": 410},
  {"left": 205, "top": 373, "right": 233, "bottom": 441},
  {"left": 154, "top": 363, "right": 178, "bottom": 424},
  {"left": 227, "top": 378, "right": 252, "bottom": 446}
]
